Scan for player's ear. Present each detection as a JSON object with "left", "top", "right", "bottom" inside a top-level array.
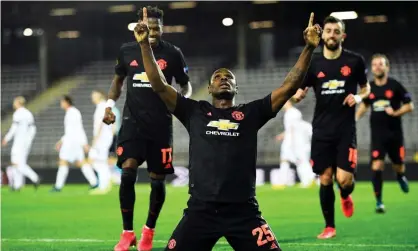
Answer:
[
  {"left": 235, "top": 85, "right": 239, "bottom": 95},
  {"left": 342, "top": 33, "right": 347, "bottom": 42}
]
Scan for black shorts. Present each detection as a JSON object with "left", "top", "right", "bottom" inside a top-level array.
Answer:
[
  {"left": 116, "top": 119, "right": 174, "bottom": 175},
  {"left": 164, "top": 197, "right": 281, "bottom": 251},
  {"left": 371, "top": 131, "right": 405, "bottom": 164},
  {"left": 311, "top": 132, "right": 357, "bottom": 175}
]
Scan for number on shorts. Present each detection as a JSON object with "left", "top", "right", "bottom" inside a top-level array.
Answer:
[
  {"left": 161, "top": 148, "right": 173, "bottom": 165},
  {"left": 348, "top": 148, "right": 358, "bottom": 168},
  {"left": 252, "top": 224, "right": 275, "bottom": 247}
]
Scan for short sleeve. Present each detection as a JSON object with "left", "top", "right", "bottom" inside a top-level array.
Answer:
[
  {"left": 301, "top": 66, "right": 315, "bottom": 88},
  {"left": 396, "top": 81, "right": 412, "bottom": 104},
  {"left": 248, "top": 94, "right": 278, "bottom": 129},
  {"left": 173, "top": 47, "right": 190, "bottom": 86},
  {"left": 173, "top": 93, "right": 198, "bottom": 130},
  {"left": 115, "top": 46, "right": 127, "bottom": 77},
  {"left": 355, "top": 56, "right": 368, "bottom": 87}
]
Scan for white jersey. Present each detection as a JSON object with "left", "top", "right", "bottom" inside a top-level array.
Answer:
[
  {"left": 92, "top": 101, "right": 113, "bottom": 147},
  {"left": 61, "top": 106, "right": 87, "bottom": 146},
  {"left": 293, "top": 120, "right": 312, "bottom": 150},
  {"left": 4, "top": 107, "right": 36, "bottom": 150}
]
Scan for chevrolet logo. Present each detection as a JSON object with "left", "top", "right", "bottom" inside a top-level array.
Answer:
[
  {"left": 207, "top": 119, "right": 239, "bottom": 131},
  {"left": 322, "top": 80, "right": 345, "bottom": 90},
  {"left": 133, "top": 72, "right": 150, "bottom": 82}
]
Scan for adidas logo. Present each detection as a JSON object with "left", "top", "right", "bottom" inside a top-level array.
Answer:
[
  {"left": 130, "top": 60, "right": 139, "bottom": 67},
  {"left": 317, "top": 71, "right": 325, "bottom": 78}
]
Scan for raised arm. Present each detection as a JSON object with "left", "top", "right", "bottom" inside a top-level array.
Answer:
[
  {"left": 135, "top": 7, "right": 178, "bottom": 112},
  {"left": 271, "top": 13, "right": 321, "bottom": 112}
]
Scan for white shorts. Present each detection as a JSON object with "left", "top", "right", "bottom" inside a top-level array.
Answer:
[
  {"left": 11, "top": 144, "right": 31, "bottom": 165},
  {"left": 280, "top": 140, "right": 296, "bottom": 163},
  {"left": 59, "top": 142, "right": 85, "bottom": 163}
]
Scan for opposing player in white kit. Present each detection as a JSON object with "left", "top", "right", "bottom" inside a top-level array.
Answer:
[
  {"left": 272, "top": 100, "right": 316, "bottom": 188},
  {"left": 88, "top": 90, "right": 114, "bottom": 195},
  {"left": 50, "top": 95, "right": 98, "bottom": 192},
  {"left": 2, "top": 96, "right": 40, "bottom": 190}
]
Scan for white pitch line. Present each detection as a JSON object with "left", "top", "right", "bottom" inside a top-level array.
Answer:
[{"left": 1, "top": 238, "right": 417, "bottom": 248}]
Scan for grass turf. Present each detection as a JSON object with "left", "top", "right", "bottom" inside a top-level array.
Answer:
[{"left": 1, "top": 182, "right": 418, "bottom": 251}]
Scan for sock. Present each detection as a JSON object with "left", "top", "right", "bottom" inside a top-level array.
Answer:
[
  {"left": 320, "top": 184, "right": 335, "bottom": 228},
  {"left": 55, "top": 165, "right": 69, "bottom": 189},
  {"left": 296, "top": 161, "right": 315, "bottom": 186},
  {"left": 339, "top": 181, "right": 355, "bottom": 199},
  {"left": 16, "top": 164, "right": 39, "bottom": 183},
  {"left": 81, "top": 163, "right": 98, "bottom": 187},
  {"left": 396, "top": 172, "right": 405, "bottom": 181},
  {"left": 6, "top": 166, "right": 15, "bottom": 188},
  {"left": 94, "top": 162, "right": 111, "bottom": 190},
  {"left": 372, "top": 170, "right": 383, "bottom": 204},
  {"left": 146, "top": 178, "right": 166, "bottom": 229},
  {"left": 120, "top": 168, "right": 137, "bottom": 231}
]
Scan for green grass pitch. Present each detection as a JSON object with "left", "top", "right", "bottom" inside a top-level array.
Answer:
[{"left": 1, "top": 182, "right": 418, "bottom": 251}]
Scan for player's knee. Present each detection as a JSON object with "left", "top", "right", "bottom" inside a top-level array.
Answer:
[
  {"left": 58, "top": 159, "right": 68, "bottom": 166},
  {"left": 121, "top": 158, "right": 139, "bottom": 169},
  {"left": 336, "top": 173, "right": 354, "bottom": 188},
  {"left": 121, "top": 167, "right": 137, "bottom": 185},
  {"left": 392, "top": 164, "right": 405, "bottom": 173},
  {"left": 319, "top": 167, "right": 333, "bottom": 185},
  {"left": 371, "top": 160, "right": 384, "bottom": 171},
  {"left": 149, "top": 172, "right": 166, "bottom": 180}
]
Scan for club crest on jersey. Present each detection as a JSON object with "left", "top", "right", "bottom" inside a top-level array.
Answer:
[
  {"left": 321, "top": 80, "right": 346, "bottom": 95},
  {"left": 340, "top": 65, "right": 351, "bottom": 77},
  {"left": 206, "top": 119, "right": 240, "bottom": 137},
  {"left": 385, "top": 90, "right": 393, "bottom": 99},
  {"left": 157, "top": 59, "right": 168, "bottom": 70},
  {"left": 372, "top": 100, "right": 390, "bottom": 112},
  {"left": 231, "top": 111, "right": 244, "bottom": 121}
]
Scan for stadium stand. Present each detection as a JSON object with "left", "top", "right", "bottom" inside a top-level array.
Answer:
[{"left": 1, "top": 50, "right": 417, "bottom": 167}]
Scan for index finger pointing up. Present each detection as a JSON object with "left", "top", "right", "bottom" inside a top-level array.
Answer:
[
  {"left": 308, "top": 12, "right": 314, "bottom": 27},
  {"left": 142, "top": 7, "right": 148, "bottom": 23}
]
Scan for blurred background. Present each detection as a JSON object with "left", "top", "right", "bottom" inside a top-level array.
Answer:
[{"left": 2, "top": 1, "right": 418, "bottom": 183}]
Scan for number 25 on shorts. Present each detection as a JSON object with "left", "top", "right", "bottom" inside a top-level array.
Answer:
[
  {"left": 161, "top": 148, "right": 173, "bottom": 168},
  {"left": 252, "top": 224, "right": 275, "bottom": 246}
]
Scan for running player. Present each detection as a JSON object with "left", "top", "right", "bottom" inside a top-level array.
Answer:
[
  {"left": 356, "top": 54, "right": 413, "bottom": 213},
  {"left": 272, "top": 100, "right": 315, "bottom": 188},
  {"left": 102, "top": 6, "right": 192, "bottom": 251},
  {"left": 2, "top": 96, "right": 39, "bottom": 190},
  {"left": 51, "top": 95, "right": 98, "bottom": 192},
  {"left": 293, "top": 16, "right": 370, "bottom": 239},
  {"left": 136, "top": 9, "right": 320, "bottom": 250},
  {"left": 88, "top": 90, "right": 114, "bottom": 195}
]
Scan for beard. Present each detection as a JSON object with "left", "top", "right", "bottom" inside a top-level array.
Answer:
[
  {"left": 212, "top": 90, "right": 235, "bottom": 100},
  {"left": 374, "top": 72, "right": 386, "bottom": 79},
  {"left": 324, "top": 39, "right": 340, "bottom": 51}
]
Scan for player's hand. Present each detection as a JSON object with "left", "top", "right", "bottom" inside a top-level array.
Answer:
[
  {"left": 303, "top": 13, "right": 322, "bottom": 48},
  {"left": 1, "top": 139, "right": 7, "bottom": 147},
  {"left": 292, "top": 87, "right": 309, "bottom": 103},
  {"left": 134, "top": 7, "right": 150, "bottom": 45},
  {"left": 55, "top": 141, "right": 62, "bottom": 152},
  {"left": 385, "top": 107, "right": 396, "bottom": 116},
  {"left": 103, "top": 107, "right": 116, "bottom": 125},
  {"left": 343, "top": 94, "right": 357, "bottom": 107}
]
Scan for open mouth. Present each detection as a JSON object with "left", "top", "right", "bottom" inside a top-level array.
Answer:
[
  {"left": 220, "top": 82, "right": 231, "bottom": 89},
  {"left": 149, "top": 37, "right": 157, "bottom": 43}
]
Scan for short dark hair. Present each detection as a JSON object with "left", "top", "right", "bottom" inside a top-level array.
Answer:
[
  {"left": 138, "top": 6, "right": 164, "bottom": 22},
  {"left": 62, "top": 95, "right": 73, "bottom": 106},
  {"left": 324, "top": 16, "right": 345, "bottom": 32},
  {"left": 371, "top": 53, "right": 390, "bottom": 67}
]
